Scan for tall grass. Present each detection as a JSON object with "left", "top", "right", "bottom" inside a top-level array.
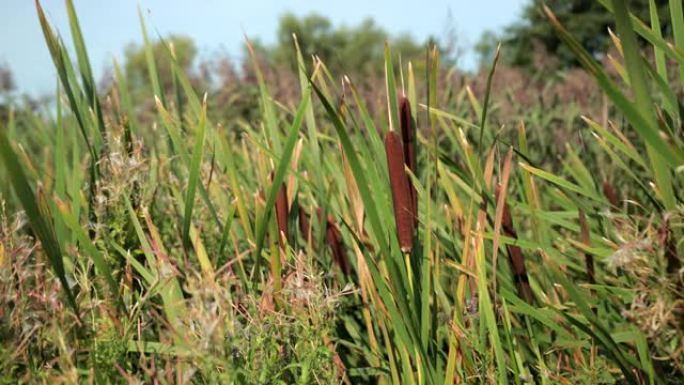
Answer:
[{"left": 0, "top": 0, "right": 682, "bottom": 383}]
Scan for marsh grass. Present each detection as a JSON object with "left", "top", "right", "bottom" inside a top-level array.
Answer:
[{"left": 1, "top": 0, "right": 683, "bottom": 384}]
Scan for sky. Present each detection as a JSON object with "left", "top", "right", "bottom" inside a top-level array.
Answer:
[{"left": 0, "top": 0, "right": 527, "bottom": 96}]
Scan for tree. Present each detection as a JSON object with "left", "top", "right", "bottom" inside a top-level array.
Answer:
[
  {"left": 269, "top": 13, "right": 427, "bottom": 75},
  {"left": 123, "top": 35, "right": 198, "bottom": 95},
  {"left": 0, "top": 64, "right": 15, "bottom": 122},
  {"left": 0, "top": 64, "right": 15, "bottom": 94},
  {"left": 504, "top": 0, "right": 671, "bottom": 68}
]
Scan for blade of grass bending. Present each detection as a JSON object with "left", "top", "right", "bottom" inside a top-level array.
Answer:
[
  {"left": 310, "top": 81, "right": 388, "bottom": 262},
  {"left": 110, "top": 241, "right": 154, "bottom": 286},
  {"left": 138, "top": 7, "right": 165, "bottom": 106},
  {"left": 182, "top": 96, "right": 208, "bottom": 247},
  {"left": 0, "top": 126, "right": 78, "bottom": 314},
  {"left": 476, "top": 242, "right": 508, "bottom": 384},
  {"left": 611, "top": 0, "right": 676, "bottom": 210},
  {"left": 54, "top": 83, "right": 68, "bottom": 243},
  {"left": 123, "top": 195, "right": 186, "bottom": 344},
  {"left": 253, "top": 87, "right": 310, "bottom": 276},
  {"left": 545, "top": 5, "right": 683, "bottom": 167},
  {"left": 384, "top": 43, "right": 400, "bottom": 134},
  {"left": 599, "top": 0, "right": 684, "bottom": 65},
  {"left": 582, "top": 117, "right": 646, "bottom": 168},
  {"left": 65, "top": 0, "right": 105, "bottom": 141},
  {"left": 519, "top": 163, "right": 603, "bottom": 202},
  {"left": 246, "top": 37, "right": 281, "bottom": 152},
  {"left": 557, "top": 311, "right": 640, "bottom": 385},
  {"left": 492, "top": 147, "right": 514, "bottom": 299},
  {"left": 293, "top": 35, "right": 320, "bottom": 167},
  {"left": 590, "top": 132, "right": 662, "bottom": 209},
  {"left": 670, "top": 0, "right": 684, "bottom": 85},
  {"left": 649, "top": 0, "right": 668, "bottom": 78},
  {"left": 157, "top": 46, "right": 225, "bottom": 232},
  {"left": 549, "top": 264, "right": 641, "bottom": 384},
  {"left": 37, "top": 0, "right": 101, "bottom": 236},
  {"left": 478, "top": 44, "right": 500, "bottom": 154},
  {"left": 172, "top": 187, "right": 215, "bottom": 280},
  {"left": 36, "top": 1, "right": 96, "bottom": 158},
  {"left": 113, "top": 58, "right": 138, "bottom": 134}
]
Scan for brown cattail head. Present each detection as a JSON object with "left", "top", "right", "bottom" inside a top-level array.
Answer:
[
  {"left": 659, "top": 218, "right": 681, "bottom": 275},
  {"left": 385, "top": 130, "right": 414, "bottom": 253},
  {"left": 495, "top": 185, "right": 533, "bottom": 304},
  {"left": 298, "top": 206, "right": 312, "bottom": 242},
  {"left": 602, "top": 179, "right": 619, "bottom": 208},
  {"left": 298, "top": 206, "right": 351, "bottom": 276},
  {"left": 270, "top": 171, "right": 289, "bottom": 248},
  {"left": 399, "top": 96, "right": 417, "bottom": 225},
  {"left": 326, "top": 217, "right": 351, "bottom": 276}
]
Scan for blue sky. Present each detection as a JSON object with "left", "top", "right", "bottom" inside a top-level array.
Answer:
[{"left": 0, "top": 0, "right": 527, "bottom": 96}]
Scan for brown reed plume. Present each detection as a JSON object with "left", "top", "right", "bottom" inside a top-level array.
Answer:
[
  {"left": 495, "top": 185, "right": 534, "bottom": 303},
  {"left": 384, "top": 130, "right": 414, "bottom": 252}
]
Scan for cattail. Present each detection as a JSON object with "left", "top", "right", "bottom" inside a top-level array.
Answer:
[
  {"left": 326, "top": 216, "right": 351, "bottom": 276},
  {"left": 385, "top": 130, "right": 414, "bottom": 252},
  {"left": 271, "top": 171, "right": 289, "bottom": 248},
  {"left": 495, "top": 185, "right": 534, "bottom": 304},
  {"left": 602, "top": 179, "right": 619, "bottom": 208},
  {"left": 399, "top": 96, "right": 417, "bottom": 225},
  {"left": 298, "top": 206, "right": 311, "bottom": 242},
  {"left": 298, "top": 206, "right": 351, "bottom": 276}
]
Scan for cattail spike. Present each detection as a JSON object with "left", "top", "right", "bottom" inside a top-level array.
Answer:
[
  {"left": 385, "top": 130, "right": 414, "bottom": 252},
  {"left": 660, "top": 218, "right": 681, "bottom": 275},
  {"left": 298, "top": 206, "right": 312, "bottom": 243},
  {"left": 271, "top": 171, "right": 289, "bottom": 248},
  {"left": 298, "top": 206, "right": 351, "bottom": 276},
  {"left": 326, "top": 216, "right": 351, "bottom": 276},
  {"left": 602, "top": 179, "right": 619, "bottom": 208}
]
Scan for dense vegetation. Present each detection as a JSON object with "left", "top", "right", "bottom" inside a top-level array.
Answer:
[{"left": 1, "top": 0, "right": 683, "bottom": 384}]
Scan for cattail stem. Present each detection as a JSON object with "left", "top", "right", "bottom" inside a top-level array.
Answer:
[{"left": 385, "top": 130, "right": 414, "bottom": 253}]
